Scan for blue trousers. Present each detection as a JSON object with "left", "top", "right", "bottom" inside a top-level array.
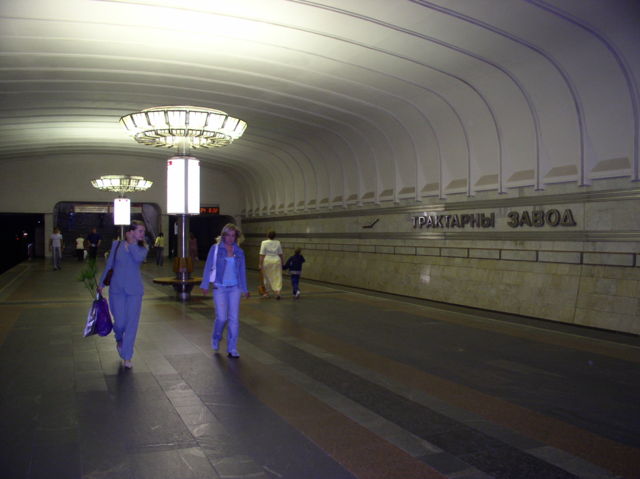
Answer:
[
  {"left": 212, "top": 285, "right": 241, "bottom": 354},
  {"left": 155, "top": 247, "right": 164, "bottom": 266},
  {"left": 109, "top": 293, "right": 142, "bottom": 360},
  {"left": 52, "top": 247, "right": 62, "bottom": 269},
  {"left": 291, "top": 274, "right": 300, "bottom": 295}
]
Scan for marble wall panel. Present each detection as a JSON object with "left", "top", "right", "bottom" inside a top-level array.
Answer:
[
  {"left": 395, "top": 246, "right": 417, "bottom": 255},
  {"left": 416, "top": 247, "right": 440, "bottom": 256},
  {"left": 501, "top": 250, "right": 538, "bottom": 262},
  {"left": 469, "top": 249, "right": 500, "bottom": 259},
  {"left": 583, "top": 253, "right": 634, "bottom": 267},
  {"left": 538, "top": 251, "right": 582, "bottom": 264},
  {"left": 441, "top": 248, "right": 468, "bottom": 258}
]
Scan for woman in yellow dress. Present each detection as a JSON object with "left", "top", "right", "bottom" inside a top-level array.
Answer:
[{"left": 259, "top": 230, "right": 284, "bottom": 299}]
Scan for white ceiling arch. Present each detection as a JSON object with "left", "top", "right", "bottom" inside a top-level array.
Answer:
[{"left": 1, "top": 0, "right": 638, "bottom": 215}]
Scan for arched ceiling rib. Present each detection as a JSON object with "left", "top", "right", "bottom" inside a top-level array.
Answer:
[{"left": 0, "top": 0, "right": 638, "bottom": 215}]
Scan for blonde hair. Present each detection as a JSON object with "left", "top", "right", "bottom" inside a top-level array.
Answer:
[
  {"left": 127, "top": 220, "right": 145, "bottom": 232},
  {"left": 216, "top": 223, "right": 242, "bottom": 244}
]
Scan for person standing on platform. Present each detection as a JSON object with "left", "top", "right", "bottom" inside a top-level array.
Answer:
[
  {"left": 284, "top": 248, "right": 306, "bottom": 299},
  {"left": 154, "top": 232, "right": 165, "bottom": 266},
  {"left": 98, "top": 220, "right": 148, "bottom": 369},
  {"left": 259, "top": 230, "right": 284, "bottom": 299},
  {"left": 86, "top": 227, "right": 101, "bottom": 260},
  {"left": 75, "top": 234, "right": 85, "bottom": 262},
  {"left": 49, "top": 227, "right": 64, "bottom": 270},
  {"left": 189, "top": 232, "right": 199, "bottom": 261},
  {"left": 200, "top": 223, "right": 249, "bottom": 358}
]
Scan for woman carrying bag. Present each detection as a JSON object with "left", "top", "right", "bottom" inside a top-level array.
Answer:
[
  {"left": 200, "top": 223, "right": 250, "bottom": 358},
  {"left": 98, "top": 220, "right": 148, "bottom": 369}
]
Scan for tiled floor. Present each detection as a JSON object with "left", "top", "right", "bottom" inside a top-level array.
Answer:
[{"left": 0, "top": 259, "right": 638, "bottom": 479}]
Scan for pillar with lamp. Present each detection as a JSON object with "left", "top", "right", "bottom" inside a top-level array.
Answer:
[
  {"left": 119, "top": 106, "right": 247, "bottom": 300},
  {"left": 90, "top": 175, "right": 153, "bottom": 240}
]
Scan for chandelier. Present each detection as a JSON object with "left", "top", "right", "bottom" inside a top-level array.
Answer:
[
  {"left": 91, "top": 175, "right": 153, "bottom": 194},
  {"left": 119, "top": 105, "right": 247, "bottom": 149}
]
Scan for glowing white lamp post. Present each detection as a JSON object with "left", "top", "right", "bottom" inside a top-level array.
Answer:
[
  {"left": 167, "top": 157, "right": 200, "bottom": 215},
  {"left": 113, "top": 197, "right": 131, "bottom": 226}
]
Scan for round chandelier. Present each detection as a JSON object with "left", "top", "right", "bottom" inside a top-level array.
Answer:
[
  {"left": 91, "top": 175, "right": 153, "bottom": 194},
  {"left": 119, "top": 105, "right": 247, "bottom": 149}
]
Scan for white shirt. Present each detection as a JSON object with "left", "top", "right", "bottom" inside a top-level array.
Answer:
[
  {"left": 260, "top": 239, "right": 282, "bottom": 256},
  {"left": 50, "top": 233, "right": 63, "bottom": 248}
]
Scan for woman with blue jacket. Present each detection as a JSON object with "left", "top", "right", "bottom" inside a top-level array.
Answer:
[
  {"left": 200, "top": 223, "right": 250, "bottom": 358},
  {"left": 98, "top": 220, "right": 148, "bottom": 369}
]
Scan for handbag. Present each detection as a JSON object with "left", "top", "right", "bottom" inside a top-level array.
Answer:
[
  {"left": 208, "top": 244, "right": 219, "bottom": 286},
  {"left": 83, "top": 292, "right": 113, "bottom": 337},
  {"left": 103, "top": 241, "right": 121, "bottom": 286}
]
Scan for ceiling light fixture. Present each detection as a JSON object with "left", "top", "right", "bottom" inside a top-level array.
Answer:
[
  {"left": 120, "top": 105, "right": 247, "bottom": 150},
  {"left": 91, "top": 175, "right": 153, "bottom": 195}
]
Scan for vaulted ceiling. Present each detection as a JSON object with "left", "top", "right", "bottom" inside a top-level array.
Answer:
[{"left": 1, "top": 0, "right": 638, "bottom": 215}]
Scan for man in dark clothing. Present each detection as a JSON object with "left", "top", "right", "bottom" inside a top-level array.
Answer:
[{"left": 86, "top": 228, "right": 102, "bottom": 260}]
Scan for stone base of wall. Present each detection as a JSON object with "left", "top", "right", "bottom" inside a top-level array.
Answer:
[{"left": 244, "top": 242, "right": 640, "bottom": 335}]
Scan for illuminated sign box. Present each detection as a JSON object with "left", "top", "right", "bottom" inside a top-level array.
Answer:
[
  {"left": 113, "top": 198, "right": 130, "bottom": 225},
  {"left": 167, "top": 156, "right": 200, "bottom": 215}
]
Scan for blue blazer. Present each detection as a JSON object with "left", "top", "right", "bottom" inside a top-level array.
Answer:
[
  {"left": 200, "top": 243, "right": 248, "bottom": 293},
  {"left": 99, "top": 240, "right": 148, "bottom": 295}
]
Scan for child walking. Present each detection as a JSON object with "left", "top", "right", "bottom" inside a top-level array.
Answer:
[{"left": 284, "top": 248, "right": 305, "bottom": 299}]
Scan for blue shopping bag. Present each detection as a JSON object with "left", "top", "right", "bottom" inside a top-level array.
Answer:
[{"left": 83, "top": 292, "right": 113, "bottom": 337}]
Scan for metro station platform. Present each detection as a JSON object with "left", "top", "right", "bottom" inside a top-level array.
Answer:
[{"left": 0, "top": 259, "right": 638, "bottom": 479}]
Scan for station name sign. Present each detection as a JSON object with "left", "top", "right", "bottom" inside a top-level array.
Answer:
[
  {"left": 411, "top": 208, "right": 576, "bottom": 229},
  {"left": 412, "top": 212, "right": 496, "bottom": 229}
]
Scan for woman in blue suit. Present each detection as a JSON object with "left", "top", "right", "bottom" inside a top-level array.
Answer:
[
  {"left": 98, "top": 220, "right": 148, "bottom": 369},
  {"left": 200, "top": 223, "right": 250, "bottom": 358}
]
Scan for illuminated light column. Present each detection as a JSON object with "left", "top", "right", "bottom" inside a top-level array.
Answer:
[
  {"left": 167, "top": 156, "right": 200, "bottom": 263},
  {"left": 113, "top": 197, "right": 131, "bottom": 233},
  {"left": 167, "top": 156, "right": 200, "bottom": 215},
  {"left": 120, "top": 106, "right": 247, "bottom": 300}
]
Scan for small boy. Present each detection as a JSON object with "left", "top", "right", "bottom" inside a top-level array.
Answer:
[{"left": 284, "top": 248, "right": 306, "bottom": 299}]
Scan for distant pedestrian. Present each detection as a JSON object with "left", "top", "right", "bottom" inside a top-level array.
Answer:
[
  {"left": 75, "top": 235, "right": 85, "bottom": 261},
  {"left": 154, "top": 233, "right": 165, "bottom": 266},
  {"left": 259, "top": 230, "right": 283, "bottom": 299},
  {"left": 49, "top": 227, "right": 64, "bottom": 270},
  {"left": 86, "top": 228, "right": 102, "bottom": 260},
  {"left": 284, "top": 248, "right": 306, "bottom": 299},
  {"left": 189, "top": 232, "right": 199, "bottom": 261}
]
